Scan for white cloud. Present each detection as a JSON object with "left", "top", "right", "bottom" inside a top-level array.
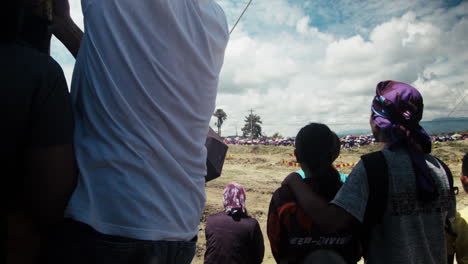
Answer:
[
  {"left": 214, "top": 1, "right": 468, "bottom": 136},
  {"left": 51, "top": 0, "right": 468, "bottom": 137}
]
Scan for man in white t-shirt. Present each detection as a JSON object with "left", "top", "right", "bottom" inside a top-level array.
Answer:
[{"left": 50, "top": 0, "right": 229, "bottom": 263}]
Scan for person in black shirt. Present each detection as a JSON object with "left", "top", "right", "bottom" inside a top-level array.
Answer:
[
  {"left": 267, "top": 123, "right": 360, "bottom": 264},
  {"left": 1, "top": 1, "right": 77, "bottom": 263}
]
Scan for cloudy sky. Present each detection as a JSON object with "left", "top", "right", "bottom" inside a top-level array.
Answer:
[{"left": 51, "top": 0, "right": 468, "bottom": 137}]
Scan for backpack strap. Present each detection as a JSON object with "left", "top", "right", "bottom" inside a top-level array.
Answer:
[
  {"left": 361, "top": 151, "right": 389, "bottom": 225},
  {"left": 434, "top": 157, "right": 457, "bottom": 196},
  {"left": 360, "top": 151, "right": 388, "bottom": 259},
  {"left": 433, "top": 157, "right": 458, "bottom": 239}
]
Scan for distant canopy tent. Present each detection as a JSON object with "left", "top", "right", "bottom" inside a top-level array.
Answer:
[{"left": 205, "top": 127, "right": 228, "bottom": 182}]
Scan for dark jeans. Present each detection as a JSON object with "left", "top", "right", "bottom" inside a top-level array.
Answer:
[{"left": 45, "top": 219, "right": 196, "bottom": 264}]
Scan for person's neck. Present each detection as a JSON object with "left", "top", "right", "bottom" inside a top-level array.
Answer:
[
  {"left": 300, "top": 165, "right": 310, "bottom": 178},
  {"left": 301, "top": 166, "right": 321, "bottom": 180}
]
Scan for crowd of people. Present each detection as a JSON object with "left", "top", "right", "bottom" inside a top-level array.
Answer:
[
  {"left": 224, "top": 132, "right": 467, "bottom": 150},
  {"left": 224, "top": 137, "right": 296, "bottom": 146},
  {"left": 433, "top": 134, "right": 468, "bottom": 142},
  {"left": 3, "top": 1, "right": 468, "bottom": 264}
]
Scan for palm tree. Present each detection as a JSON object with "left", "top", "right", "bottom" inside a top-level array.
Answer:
[
  {"left": 241, "top": 112, "right": 263, "bottom": 139},
  {"left": 213, "top": 109, "right": 227, "bottom": 136}
]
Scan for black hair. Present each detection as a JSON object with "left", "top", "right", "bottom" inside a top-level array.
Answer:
[
  {"left": 463, "top": 153, "right": 468, "bottom": 176},
  {"left": 1, "top": 0, "right": 25, "bottom": 43},
  {"left": 229, "top": 209, "right": 248, "bottom": 221},
  {"left": 295, "top": 123, "right": 342, "bottom": 201}
]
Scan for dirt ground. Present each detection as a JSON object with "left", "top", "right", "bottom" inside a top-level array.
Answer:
[{"left": 192, "top": 140, "right": 468, "bottom": 264}]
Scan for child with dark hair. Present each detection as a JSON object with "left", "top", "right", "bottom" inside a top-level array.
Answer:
[
  {"left": 447, "top": 152, "right": 468, "bottom": 264},
  {"left": 267, "top": 123, "right": 360, "bottom": 264}
]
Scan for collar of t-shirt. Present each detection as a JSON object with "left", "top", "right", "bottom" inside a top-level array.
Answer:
[{"left": 295, "top": 170, "right": 348, "bottom": 183}]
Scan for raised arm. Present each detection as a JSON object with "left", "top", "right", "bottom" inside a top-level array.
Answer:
[{"left": 51, "top": 0, "right": 83, "bottom": 58}]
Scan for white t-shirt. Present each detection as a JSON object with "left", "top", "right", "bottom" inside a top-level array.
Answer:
[{"left": 66, "top": 0, "right": 229, "bottom": 241}]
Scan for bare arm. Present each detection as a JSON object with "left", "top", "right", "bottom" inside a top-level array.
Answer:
[
  {"left": 461, "top": 175, "right": 468, "bottom": 194},
  {"left": 51, "top": 0, "right": 83, "bottom": 58},
  {"left": 282, "top": 173, "right": 358, "bottom": 233}
]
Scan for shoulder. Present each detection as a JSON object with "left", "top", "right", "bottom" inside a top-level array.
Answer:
[
  {"left": 207, "top": 211, "right": 227, "bottom": 219},
  {"left": 12, "top": 43, "right": 64, "bottom": 79},
  {"left": 16, "top": 43, "right": 58, "bottom": 65},
  {"left": 206, "top": 211, "right": 228, "bottom": 226},
  {"left": 45, "top": 56, "right": 65, "bottom": 75},
  {"left": 1, "top": 44, "right": 67, "bottom": 103},
  {"left": 425, "top": 154, "right": 446, "bottom": 168},
  {"left": 41, "top": 53, "right": 66, "bottom": 81},
  {"left": 424, "top": 154, "right": 451, "bottom": 180},
  {"left": 209, "top": 0, "right": 228, "bottom": 19},
  {"left": 199, "top": 0, "right": 229, "bottom": 37},
  {"left": 361, "top": 150, "right": 383, "bottom": 158},
  {"left": 426, "top": 155, "right": 454, "bottom": 192},
  {"left": 269, "top": 184, "right": 303, "bottom": 218},
  {"left": 361, "top": 150, "right": 387, "bottom": 166},
  {"left": 243, "top": 215, "right": 261, "bottom": 227},
  {"left": 347, "top": 160, "right": 367, "bottom": 179},
  {"left": 272, "top": 183, "right": 296, "bottom": 204}
]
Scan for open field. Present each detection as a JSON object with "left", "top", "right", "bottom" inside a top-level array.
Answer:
[{"left": 192, "top": 140, "right": 468, "bottom": 264}]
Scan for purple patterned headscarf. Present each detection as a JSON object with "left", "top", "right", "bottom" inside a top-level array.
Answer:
[
  {"left": 371, "top": 80, "right": 437, "bottom": 202},
  {"left": 223, "top": 183, "right": 247, "bottom": 215}
]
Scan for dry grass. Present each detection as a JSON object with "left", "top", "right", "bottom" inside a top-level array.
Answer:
[{"left": 192, "top": 140, "right": 468, "bottom": 264}]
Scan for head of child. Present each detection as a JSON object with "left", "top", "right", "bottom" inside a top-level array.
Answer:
[{"left": 294, "top": 123, "right": 341, "bottom": 200}]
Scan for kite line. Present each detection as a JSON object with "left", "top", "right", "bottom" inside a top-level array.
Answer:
[{"left": 229, "top": 0, "right": 253, "bottom": 35}]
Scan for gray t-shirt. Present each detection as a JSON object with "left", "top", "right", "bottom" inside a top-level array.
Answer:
[{"left": 332, "top": 148, "right": 455, "bottom": 264}]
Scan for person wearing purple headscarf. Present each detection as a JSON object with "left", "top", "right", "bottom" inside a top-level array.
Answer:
[
  {"left": 204, "top": 183, "right": 264, "bottom": 264},
  {"left": 370, "top": 80, "right": 436, "bottom": 202},
  {"left": 283, "top": 81, "right": 456, "bottom": 264}
]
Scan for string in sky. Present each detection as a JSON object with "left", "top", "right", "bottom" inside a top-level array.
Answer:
[{"left": 229, "top": 0, "right": 253, "bottom": 35}]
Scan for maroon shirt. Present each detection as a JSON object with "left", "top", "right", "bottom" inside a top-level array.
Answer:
[
  {"left": 267, "top": 179, "right": 361, "bottom": 264},
  {"left": 204, "top": 211, "right": 264, "bottom": 264}
]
